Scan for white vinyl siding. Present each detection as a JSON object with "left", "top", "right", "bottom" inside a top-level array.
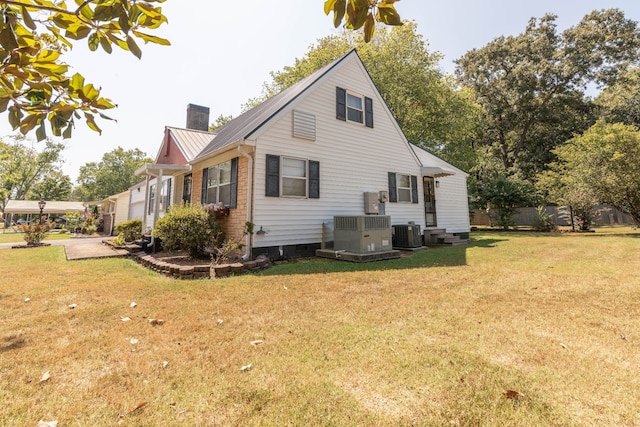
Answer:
[{"left": 251, "top": 55, "right": 428, "bottom": 247}]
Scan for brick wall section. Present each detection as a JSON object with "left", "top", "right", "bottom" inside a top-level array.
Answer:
[
  {"left": 189, "top": 156, "right": 250, "bottom": 244},
  {"left": 217, "top": 155, "right": 249, "bottom": 243},
  {"left": 191, "top": 170, "right": 203, "bottom": 205}
]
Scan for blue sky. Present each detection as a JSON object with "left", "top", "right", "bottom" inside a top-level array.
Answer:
[{"left": 2, "top": 1, "right": 639, "bottom": 182}]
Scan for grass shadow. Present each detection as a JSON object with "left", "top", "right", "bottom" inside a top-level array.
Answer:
[
  {"left": 1, "top": 335, "right": 27, "bottom": 353},
  {"left": 258, "top": 236, "right": 507, "bottom": 277}
]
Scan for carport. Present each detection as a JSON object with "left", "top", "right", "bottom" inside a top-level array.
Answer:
[{"left": 3, "top": 200, "right": 87, "bottom": 228}]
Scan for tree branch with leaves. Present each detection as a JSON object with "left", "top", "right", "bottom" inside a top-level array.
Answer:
[
  {"left": 324, "top": 0, "right": 403, "bottom": 42},
  {"left": 0, "top": 0, "right": 170, "bottom": 141}
]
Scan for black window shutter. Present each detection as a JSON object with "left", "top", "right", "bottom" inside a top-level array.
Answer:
[
  {"left": 229, "top": 157, "right": 238, "bottom": 208},
  {"left": 336, "top": 87, "right": 346, "bottom": 121},
  {"left": 201, "top": 168, "right": 209, "bottom": 204},
  {"left": 388, "top": 172, "right": 397, "bottom": 203},
  {"left": 365, "top": 96, "right": 373, "bottom": 128},
  {"left": 411, "top": 175, "right": 418, "bottom": 204},
  {"left": 265, "top": 154, "right": 280, "bottom": 197},
  {"left": 309, "top": 160, "right": 320, "bottom": 199}
]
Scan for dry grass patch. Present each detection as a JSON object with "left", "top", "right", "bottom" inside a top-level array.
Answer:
[{"left": 1, "top": 228, "right": 639, "bottom": 426}]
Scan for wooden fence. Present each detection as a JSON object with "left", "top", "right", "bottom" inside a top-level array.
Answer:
[{"left": 471, "top": 206, "right": 636, "bottom": 227}]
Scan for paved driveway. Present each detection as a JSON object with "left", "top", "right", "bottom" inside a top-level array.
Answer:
[{"left": 0, "top": 235, "right": 130, "bottom": 260}]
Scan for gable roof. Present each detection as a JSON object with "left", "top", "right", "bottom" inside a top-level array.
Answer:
[
  {"left": 194, "top": 50, "right": 356, "bottom": 161},
  {"left": 159, "top": 126, "right": 215, "bottom": 162}
]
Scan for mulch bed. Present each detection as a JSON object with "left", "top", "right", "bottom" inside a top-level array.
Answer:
[{"left": 11, "top": 242, "right": 52, "bottom": 249}]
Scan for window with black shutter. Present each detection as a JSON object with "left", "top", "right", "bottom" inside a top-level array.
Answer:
[
  {"left": 337, "top": 86, "right": 373, "bottom": 128},
  {"left": 389, "top": 172, "right": 418, "bottom": 203},
  {"left": 266, "top": 154, "right": 320, "bottom": 199},
  {"left": 201, "top": 158, "right": 238, "bottom": 207}
]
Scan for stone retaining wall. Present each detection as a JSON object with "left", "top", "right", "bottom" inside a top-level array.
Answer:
[{"left": 132, "top": 251, "right": 271, "bottom": 280}]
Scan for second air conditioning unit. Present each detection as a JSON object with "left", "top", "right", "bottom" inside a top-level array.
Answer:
[
  {"left": 392, "top": 224, "right": 423, "bottom": 248},
  {"left": 333, "top": 215, "right": 392, "bottom": 253}
]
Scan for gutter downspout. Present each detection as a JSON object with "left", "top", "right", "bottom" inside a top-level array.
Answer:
[{"left": 238, "top": 144, "right": 254, "bottom": 260}]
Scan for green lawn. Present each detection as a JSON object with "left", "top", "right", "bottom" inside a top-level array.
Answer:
[
  {"left": 1, "top": 228, "right": 639, "bottom": 426},
  {"left": 0, "top": 232, "right": 71, "bottom": 244}
]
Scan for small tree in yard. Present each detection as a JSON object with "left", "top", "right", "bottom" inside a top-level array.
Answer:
[
  {"left": 472, "top": 173, "right": 536, "bottom": 229},
  {"left": 18, "top": 219, "right": 51, "bottom": 246},
  {"left": 153, "top": 203, "right": 223, "bottom": 258},
  {"left": 540, "top": 119, "right": 640, "bottom": 227}
]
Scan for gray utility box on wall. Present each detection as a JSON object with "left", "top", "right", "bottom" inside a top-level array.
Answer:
[
  {"left": 334, "top": 215, "right": 392, "bottom": 253},
  {"left": 364, "top": 192, "right": 380, "bottom": 214},
  {"left": 392, "top": 224, "right": 423, "bottom": 248}
]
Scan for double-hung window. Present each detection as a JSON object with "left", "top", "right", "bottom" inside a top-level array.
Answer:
[
  {"left": 206, "top": 160, "right": 232, "bottom": 206},
  {"left": 282, "top": 157, "right": 307, "bottom": 197},
  {"left": 346, "top": 93, "right": 364, "bottom": 124},
  {"left": 388, "top": 172, "right": 418, "bottom": 204},
  {"left": 265, "top": 154, "right": 320, "bottom": 199},
  {"left": 397, "top": 174, "right": 412, "bottom": 203},
  {"left": 336, "top": 86, "right": 374, "bottom": 128}
]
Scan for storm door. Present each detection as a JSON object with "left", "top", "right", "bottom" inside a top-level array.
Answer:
[{"left": 423, "top": 176, "right": 437, "bottom": 227}]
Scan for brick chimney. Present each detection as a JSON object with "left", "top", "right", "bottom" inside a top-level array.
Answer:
[{"left": 186, "top": 104, "right": 210, "bottom": 131}]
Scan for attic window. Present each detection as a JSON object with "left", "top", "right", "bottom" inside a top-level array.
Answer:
[
  {"left": 336, "top": 86, "right": 373, "bottom": 128},
  {"left": 292, "top": 110, "right": 316, "bottom": 141},
  {"left": 346, "top": 93, "right": 363, "bottom": 123}
]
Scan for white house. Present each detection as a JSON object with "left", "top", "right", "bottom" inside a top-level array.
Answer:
[{"left": 134, "top": 49, "right": 470, "bottom": 259}]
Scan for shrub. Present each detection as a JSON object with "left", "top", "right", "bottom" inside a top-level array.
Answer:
[
  {"left": 18, "top": 220, "right": 52, "bottom": 245},
  {"left": 111, "top": 232, "right": 126, "bottom": 246},
  {"left": 115, "top": 219, "right": 143, "bottom": 242},
  {"left": 533, "top": 206, "right": 557, "bottom": 232},
  {"left": 153, "top": 203, "right": 223, "bottom": 258},
  {"left": 64, "top": 212, "right": 83, "bottom": 232}
]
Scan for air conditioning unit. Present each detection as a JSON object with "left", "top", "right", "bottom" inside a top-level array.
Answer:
[
  {"left": 333, "top": 215, "right": 392, "bottom": 253},
  {"left": 392, "top": 224, "right": 422, "bottom": 248}
]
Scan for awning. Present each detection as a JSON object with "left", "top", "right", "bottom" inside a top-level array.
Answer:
[
  {"left": 4, "top": 200, "right": 87, "bottom": 214},
  {"left": 421, "top": 166, "right": 456, "bottom": 177}
]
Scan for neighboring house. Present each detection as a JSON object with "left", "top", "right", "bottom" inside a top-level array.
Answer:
[
  {"left": 135, "top": 49, "right": 470, "bottom": 259},
  {"left": 100, "top": 190, "right": 131, "bottom": 236},
  {"left": 127, "top": 180, "right": 147, "bottom": 222}
]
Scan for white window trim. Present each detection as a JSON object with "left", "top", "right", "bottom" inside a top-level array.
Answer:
[
  {"left": 346, "top": 91, "right": 364, "bottom": 125},
  {"left": 207, "top": 160, "right": 232, "bottom": 206},
  {"left": 281, "top": 156, "right": 308, "bottom": 198}
]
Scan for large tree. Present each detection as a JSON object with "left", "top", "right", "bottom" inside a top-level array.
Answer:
[
  {"left": 596, "top": 66, "right": 640, "bottom": 127},
  {"left": 245, "top": 22, "right": 481, "bottom": 167},
  {"left": 0, "top": 1, "right": 169, "bottom": 141},
  {"left": 0, "top": 136, "right": 66, "bottom": 217},
  {"left": 456, "top": 9, "right": 640, "bottom": 179},
  {"left": 542, "top": 119, "right": 640, "bottom": 225},
  {"left": 75, "top": 146, "right": 152, "bottom": 201}
]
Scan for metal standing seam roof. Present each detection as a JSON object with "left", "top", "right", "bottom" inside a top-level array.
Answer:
[
  {"left": 193, "top": 50, "right": 357, "bottom": 161},
  {"left": 165, "top": 126, "right": 215, "bottom": 161}
]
